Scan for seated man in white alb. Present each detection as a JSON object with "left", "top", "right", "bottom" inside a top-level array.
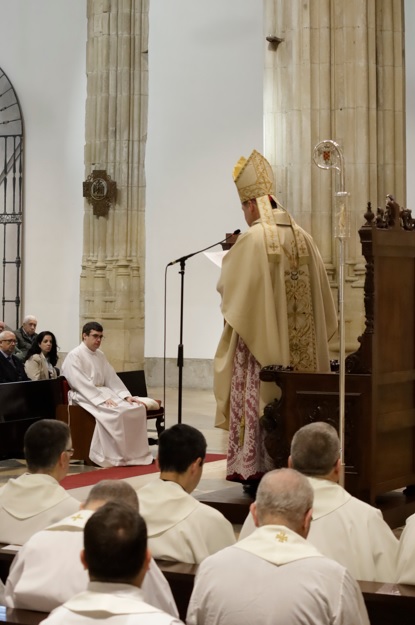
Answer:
[
  {"left": 186, "top": 468, "right": 369, "bottom": 625},
  {"left": 5, "top": 480, "right": 178, "bottom": 617},
  {"left": 138, "top": 424, "right": 236, "bottom": 563},
  {"left": 39, "top": 502, "right": 183, "bottom": 625},
  {"left": 0, "top": 419, "right": 79, "bottom": 545},
  {"left": 61, "top": 321, "right": 158, "bottom": 467},
  {"left": 239, "top": 422, "right": 398, "bottom": 582}
]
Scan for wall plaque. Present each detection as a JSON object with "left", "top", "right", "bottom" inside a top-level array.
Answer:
[{"left": 83, "top": 169, "right": 117, "bottom": 217}]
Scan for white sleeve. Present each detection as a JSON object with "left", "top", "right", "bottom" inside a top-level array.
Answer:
[{"left": 336, "top": 569, "right": 370, "bottom": 625}]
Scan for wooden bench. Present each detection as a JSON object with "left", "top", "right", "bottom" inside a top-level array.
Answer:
[
  {"left": 2, "top": 548, "right": 415, "bottom": 624},
  {"left": 157, "top": 562, "right": 415, "bottom": 624},
  {"left": 155, "top": 559, "right": 198, "bottom": 621},
  {"left": 0, "top": 378, "right": 65, "bottom": 460},
  {"left": 0, "top": 607, "right": 48, "bottom": 625}
]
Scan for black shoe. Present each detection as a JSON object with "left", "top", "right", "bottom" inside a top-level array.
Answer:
[{"left": 242, "top": 482, "right": 259, "bottom": 497}]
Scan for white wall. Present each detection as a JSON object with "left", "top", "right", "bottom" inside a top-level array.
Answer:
[
  {"left": 0, "top": 0, "right": 86, "bottom": 351},
  {"left": 145, "top": 0, "right": 264, "bottom": 360}
]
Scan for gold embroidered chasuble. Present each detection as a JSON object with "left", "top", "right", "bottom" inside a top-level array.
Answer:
[{"left": 214, "top": 210, "right": 337, "bottom": 431}]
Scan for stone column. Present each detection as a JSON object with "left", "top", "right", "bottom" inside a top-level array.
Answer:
[
  {"left": 81, "top": 0, "right": 149, "bottom": 370},
  {"left": 264, "top": 0, "right": 405, "bottom": 350}
]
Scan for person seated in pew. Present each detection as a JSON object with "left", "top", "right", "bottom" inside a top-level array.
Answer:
[
  {"left": 239, "top": 422, "right": 399, "bottom": 582},
  {"left": 14, "top": 315, "right": 38, "bottom": 361},
  {"left": 61, "top": 321, "right": 159, "bottom": 467},
  {"left": 24, "top": 331, "right": 60, "bottom": 381},
  {"left": 38, "top": 501, "right": 183, "bottom": 625},
  {"left": 395, "top": 511, "right": 415, "bottom": 583},
  {"left": 138, "top": 424, "right": 236, "bottom": 564},
  {"left": 186, "top": 468, "right": 369, "bottom": 625},
  {"left": 4, "top": 479, "right": 179, "bottom": 617},
  {"left": 0, "top": 419, "right": 79, "bottom": 545},
  {"left": 0, "top": 330, "right": 29, "bottom": 383}
]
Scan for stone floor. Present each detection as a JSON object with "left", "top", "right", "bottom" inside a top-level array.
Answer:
[{"left": 150, "top": 386, "right": 228, "bottom": 455}]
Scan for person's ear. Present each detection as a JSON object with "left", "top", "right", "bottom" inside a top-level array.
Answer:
[
  {"left": 80, "top": 549, "right": 88, "bottom": 570},
  {"left": 287, "top": 455, "right": 293, "bottom": 468},
  {"left": 333, "top": 458, "right": 342, "bottom": 481},
  {"left": 58, "top": 451, "right": 67, "bottom": 468},
  {"left": 303, "top": 508, "right": 313, "bottom": 537},
  {"left": 144, "top": 548, "right": 151, "bottom": 572},
  {"left": 191, "top": 457, "right": 203, "bottom": 474},
  {"left": 250, "top": 502, "right": 260, "bottom": 527}
]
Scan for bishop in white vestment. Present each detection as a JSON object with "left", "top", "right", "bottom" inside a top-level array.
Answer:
[{"left": 214, "top": 151, "right": 337, "bottom": 483}]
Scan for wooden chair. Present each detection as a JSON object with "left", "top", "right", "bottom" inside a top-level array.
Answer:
[
  {"left": 116, "top": 370, "right": 165, "bottom": 438},
  {"left": 56, "top": 371, "right": 164, "bottom": 465}
]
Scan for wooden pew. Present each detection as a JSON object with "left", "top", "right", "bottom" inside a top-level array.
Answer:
[
  {"left": 0, "top": 607, "right": 47, "bottom": 625},
  {"left": 0, "top": 378, "right": 64, "bottom": 459},
  {"left": 155, "top": 559, "right": 198, "bottom": 621},
  {"left": 0, "top": 545, "right": 17, "bottom": 584},
  {"left": 2, "top": 550, "right": 415, "bottom": 625},
  {"left": 359, "top": 581, "right": 415, "bottom": 625},
  {"left": 156, "top": 559, "right": 415, "bottom": 624}
]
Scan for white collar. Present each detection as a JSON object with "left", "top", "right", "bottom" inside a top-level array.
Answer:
[
  {"left": 307, "top": 477, "right": 351, "bottom": 520},
  {"left": 235, "top": 524, "right": 323, "bottom": 566},
  {"left": 65, "top": 582, "right": 160, "bottom": 615}
]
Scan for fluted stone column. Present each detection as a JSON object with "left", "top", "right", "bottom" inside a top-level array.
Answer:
[
  {"left": 81, "top": 0, "right": 149, "bottom": 370},
  {"left": 264, "top": 0, "right": 405, "bottom": 350}
]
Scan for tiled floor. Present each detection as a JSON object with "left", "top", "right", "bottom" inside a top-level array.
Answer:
[{"left": 149, "top": 386, "right": 228, "bottom": 455}]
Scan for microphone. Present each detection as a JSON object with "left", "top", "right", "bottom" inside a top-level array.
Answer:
[{"left": 167, "top": 229, "right": 241, "bottom": 267}]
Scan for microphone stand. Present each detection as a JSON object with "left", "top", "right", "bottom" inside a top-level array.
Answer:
[{"left": 168, "top": 230, "right": 240, "bottom": 423}]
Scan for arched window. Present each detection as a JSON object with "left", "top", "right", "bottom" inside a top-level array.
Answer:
[{"left": 0, "top": 67, "right": 23, "bottom": 328}]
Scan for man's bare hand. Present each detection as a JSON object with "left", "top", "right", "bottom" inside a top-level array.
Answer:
[
  {"left": 104, "top": 398, "right": 117, "bottom": 407},
  {"left": 125, "top": 396, "right": 145, "bottom": 406}
]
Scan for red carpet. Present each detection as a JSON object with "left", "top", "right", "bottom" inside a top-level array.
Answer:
[{"left": 62, "top": 453, "right": 226, "bottom": 490}]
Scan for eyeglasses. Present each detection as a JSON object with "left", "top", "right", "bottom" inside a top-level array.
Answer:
[
  {"left": 65, "top": 448, "right": 74, "bottom": 457},
  {"left": 0, "top": 339, "right": 17, "bottom": 344},
  {"left": 90, "top": 333, "right": 104, "bottom": 340}
]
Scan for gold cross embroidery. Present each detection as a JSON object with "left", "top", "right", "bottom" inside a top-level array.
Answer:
[
  {"left": 70, "top": 513, "right": 83, "bottom": 522},
  {"left": 276, "top": 531, "right": 288, "bottom": 543}
]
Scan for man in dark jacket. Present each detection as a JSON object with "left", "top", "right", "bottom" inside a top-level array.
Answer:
[{"left": 0, "top": 331, "right": 29, "bottom": 382}]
